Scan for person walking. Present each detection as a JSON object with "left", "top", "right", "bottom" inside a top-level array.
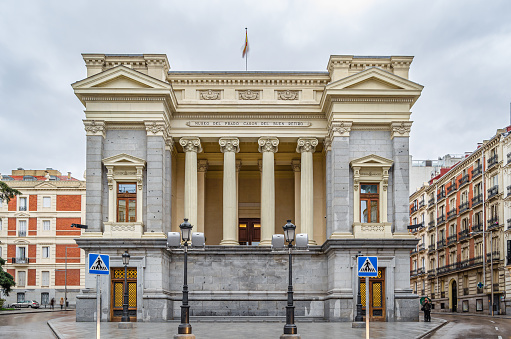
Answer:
[
  {"left": 60, "top": 297, "right": 64, "bottom": 310},
  {"left": 422, "top": 299, "right": 431, "bottom": 322},
  {"left": 50, "top": 298, "right": 55, "bottom": 310}
]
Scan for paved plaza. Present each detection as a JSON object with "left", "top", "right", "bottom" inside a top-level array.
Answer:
[{"left": 48, "top": 315, "right": 445, "bottom": 339}]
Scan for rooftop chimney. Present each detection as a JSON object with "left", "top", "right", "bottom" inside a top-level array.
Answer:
[{"left": 67, "top": 172, "right": 72, "bottom": 179}]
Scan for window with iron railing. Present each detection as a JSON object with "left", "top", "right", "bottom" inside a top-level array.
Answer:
[
  {"left": 507, "top": 152, "right": 511, "bottom": 164},
  {"left": 487, "top": 153, "right": 498, "bottom": 168},
  {"left": 471, "top": 164, "right": 482, "bottom": 178},
  {"left": 472, "top": 194, "right": 483, "bottom": 207},
  {"left": 487, "top": 185, "right": 499, "bottom": 199},
  {"left": 458, "top": 174, "right": 470, "bottom": 187},
  {"left": 19, "top": 197, "right": 27, "bottom": 211}
]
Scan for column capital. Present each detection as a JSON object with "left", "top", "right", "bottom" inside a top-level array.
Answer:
[
  {"left": 390, "top": 121, "right": 413, "bottom": 139},
  {"left": 198, "top": 159, "right": 208, "bottom": 173},
  {"left": 83, "top": 120, "right": 106, "bottom": 138},
  {"left": 219, "top": 137, "right": 240, "bottom": 153},
  {"left": 258, "top": 136, "right": 279, "bottom": 153},
  {"left": 144, "top": 120, "right": 168, "bottom": 138},
  {"left": 323, "top": 137, "right": 332, "bottom": 152},
  {"left": 179, "top": 136, "right": 203, "bottom": 153},
  {"left": 296, "top": 137, "right": 319, "bottom": 153},
  {"left": 328, "top": 121, "right": 352, "bottom": 139},
  {"left": 165, "top": 137, "right": 174, "bottom": 151},
  {"left": 291, "top": 159, "right": 301, "bottom": 172}
]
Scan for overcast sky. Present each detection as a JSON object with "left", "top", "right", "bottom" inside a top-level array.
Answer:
[{"left": 1, "top": 0, "right": 510, "bottom": 180}]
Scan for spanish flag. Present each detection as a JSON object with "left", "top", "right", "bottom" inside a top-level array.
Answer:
[{"left": 242, "top": 29, "right": 249, "bottom": 58}]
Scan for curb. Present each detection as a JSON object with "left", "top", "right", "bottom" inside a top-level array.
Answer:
[
  {"left": 48, "top": 319, "right": 65, "bottom": 339},
  {"left": 415, "top": 319, "right": 448, "bottom": 339},
  {"left": 430, "top": 311, "right": 511, "bottom": 319},
  {"left": 0, "top": 309, "right": 74, "bottom": 316}
]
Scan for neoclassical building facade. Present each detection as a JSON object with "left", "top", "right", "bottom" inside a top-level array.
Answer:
[{"left": 73, "top": 53, "right": 422, "bottom": 322}]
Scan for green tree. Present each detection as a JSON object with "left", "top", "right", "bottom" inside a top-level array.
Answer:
[
  {"left": 0, "top": 181, "right": 21, "bottom": 203},
  {"left": 0, "top": 257, "right": 15, "bottom": 296}
]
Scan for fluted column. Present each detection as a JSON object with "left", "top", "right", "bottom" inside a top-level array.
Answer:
[
  {"left": 219, "top": 137, "right": 240, "bottom": 245},
  {"left": 297, "top": 138, "right": 318, "bottom": 245},
  {"left": 179, "top": 137, "right": 202, "bottom": 228},
  {"left": 291, "top": 160, "right": 301, "bottom": 232},
  {"left": 197, "top": 160, "right": 208, "bottom": 233},
  {"left": 258, "top": 137, "right": 279, "bottom": 246}
]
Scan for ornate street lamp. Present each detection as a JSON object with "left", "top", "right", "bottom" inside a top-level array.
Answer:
[
  {"left": 121, "top": 250, "right": 130, "bottom": 323},
  {"left": 282, "top": 220, "right": 298, "bottom": 336},
  {"left": 355, "top": 251, "right": 364, "bottom": 322},
  {"left": 178, "top": 218, "right": 193, "bottom": 336}
]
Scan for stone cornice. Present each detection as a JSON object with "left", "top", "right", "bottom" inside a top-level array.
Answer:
[
  {"left": 174, "top": 113, "right": 324, "bottom": 120},
  {"left": 168, "top": 73, "right": 330, "bottom": 87}
]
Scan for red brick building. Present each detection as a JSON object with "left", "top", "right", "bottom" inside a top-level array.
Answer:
[{"left": 0, "top": 168, "right": 85, "bottom": 307}]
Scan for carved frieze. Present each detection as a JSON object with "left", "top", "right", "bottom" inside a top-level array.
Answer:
[
  {"left": 277, "top": 90, "right": 299, "bottom": 100},
  {"left": 199, "top": 90, "right": 221, "bottom": 100},
  {"left": 258, "top": 136, "right": 279, "bottom": 153},
  {"left": 296, "top": 138, "right": 319, "bottom": 153},
  {"left": 238, "top": 90, "right": 260, "bottom": 100},
  {"left": 219, "top": 137, "right": 240, "bottom": 153}
]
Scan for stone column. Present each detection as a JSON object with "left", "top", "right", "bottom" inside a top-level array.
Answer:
[
  {"left": 83, "top": 120, "right": 106, "bottom": 233},
  {"left": 324, "top": 137, "right": 332, "bottom": 238},
  {"left": 236, "top": 159, "right": 242, "bottom": 239},
  {"left": 179, "top": 137, "right": 202, "bottom": 228},
  {"left": 219, "top": 137, "right": 240, "bottom": 245},
  {"left": 391, "top": 122, "right": 412, "bottom": 234},
  {"left": 327, "top": 121, "right": 353, "bottom": 238},
  {"left": 258, "top": 137, "right": 279, "bottom": 246},
  {"left": 197, "top": 159, "right": 208, "bottom": 234},
  {"left": 297, "top": 137, "right": 318, "bottom": 245},
  {"left": 291, "top": 160, "right": 301, "bottom": 232}
]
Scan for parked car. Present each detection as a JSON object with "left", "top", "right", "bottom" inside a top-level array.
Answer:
[{"left": 10, "top": 300, "right": 40, "bottom": 308}]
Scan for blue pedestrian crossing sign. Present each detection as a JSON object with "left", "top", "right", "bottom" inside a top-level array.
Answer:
[
  {"left": 358, "top": 256, "right": 378, "bottom": 277},
  {"left": 88, "top": 253, "right": 110, "bottom": 275}
]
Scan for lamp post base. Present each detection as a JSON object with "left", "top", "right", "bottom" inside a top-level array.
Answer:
[
  {"left": 118, "top": 322, "right": 134, "bottom": 329},
  {"left": 174, "top": 334, "right": 196, "bottom": 339},
  {"left": 280, "top": 334, "right": 301, "bottom": 339}
]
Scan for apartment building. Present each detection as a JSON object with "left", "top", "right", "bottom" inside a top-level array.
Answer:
[
  {"left": 0, "top": 168, "right": 86, "bottom": 307},
  {"left": 409, "top": 126, "right": 511, "bottom": 315}
]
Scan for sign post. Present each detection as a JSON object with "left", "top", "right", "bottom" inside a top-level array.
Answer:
[
  {"left": 358, "top": 256, "right": 378, "bottom": 339},
  {"left": 88, "top": 253, "right": 110, "bottom": 339}
]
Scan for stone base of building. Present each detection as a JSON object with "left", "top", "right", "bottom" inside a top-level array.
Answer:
[{"left": 75, "top": 238, "right": 419, "bottom": 322}]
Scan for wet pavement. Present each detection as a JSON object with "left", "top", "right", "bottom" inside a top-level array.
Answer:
[
  {"left": 0, "top": 310, "right": 70, "bottom": 339},
  {"left": 48, "top": 315, "right": 444, "bottom": 339},
  {"left": 425, "top": 313, "right": 511, "bottom": 339}
]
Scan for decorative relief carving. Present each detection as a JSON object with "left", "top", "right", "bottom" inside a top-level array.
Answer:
[
  {"left": 391, "top": 121, "right": 413, "bottom": 138},
  {"left": 83, "top": 120, "right": 106, "bottom": 136},
  {"left": 199, "top": 90, "right": 221, "bottom": 100},
  {"left": 238, "top": 90, "right": 260, "bottom": 100},
  {"left": 277, "top": 90, "right": 299, "bottom": 100},
  {"left": 219, "top": 137, "right": 240, "bottom": 153},
  {"left": 111, "top": 224, "right": 136, "bottom": 232},
  {"left": 323, "top": 137, "right": 331, "bottom": 152},
  {"left": 179, "top": 137, "right": 203, "bottom": 153},
  {"left": 144, "top": 121, "right": 166, "bottom": 135},
  {"left": 258, "top": 137, "right": 279, "bottom": 153},
  {"left": 296, "top": 138, "right": 319, "bottom": 153},
  {"left": 329, "top": 121, "right": 353, "bottom": 138},
  {"left": 361, "top": 224, "right": 385, "bottom": 232},
  {"left": 165, "top": 138, "right": 174, "bottom": 150}
]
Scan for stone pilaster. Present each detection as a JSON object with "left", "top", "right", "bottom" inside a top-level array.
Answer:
[
  {"left": 291, "top": 160, "right": 301, "bottom": 233},
  {"left": 197, "top": 159, "right": 208, "bottom": 234},
  {"left": 179, "top": 137, "right": 202, "bottom": 228},
  {"left": 391, "top": 122, "right": 412, "bottom": 234},
  {"left": 324, "top": 137, "right": 332, "bottom": 239},
  {"left": 258, "top": 137, "right": 279, "bottom": 246},
  {"left": 297, "top": 137, "right": 318, "bottom": 245},
  {"left": 219, "top": 137, "right": 240, "bottom": 246}
]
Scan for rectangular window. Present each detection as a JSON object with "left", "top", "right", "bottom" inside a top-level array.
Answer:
[
  {"left": 42, "top": 247, "right": 50, "bottom": 258},
  {"left": 19, "top": 197, "right": 27, "bottom": 211},
  {"left": 41, "top": 292, "right": 49, "bottom": 305},
  {"left": 360, "top": 184, "right": 379, "bottom": 223},
  {"left": 18, "top": 220, "right": 27, "bottom": 237},
  {"left": 43, "top": 197, "right": 51, "bottom": 208},
  {"left": 0, "top": 218, "right": 2, "bottom": 230},
  {"left": 17, "top": 247, "right": 26, "bottom": 260},
  {"left": 0, "top": 199, "right": 2, "bottom": 207},
  {"left": 43, "top": 220, "right": 50, "bottom": 231},
  {"left": 17, "top": 293, "right": 25, "bottom": 303},
  {"left": 18, "top": 271, "right": 26, "bottom": 286},
  {"left": 117, "top": 183, "right": 137, "bottom": 222},
  {"left": 41, "top": 272, "right": 50, "bottom": 287}
]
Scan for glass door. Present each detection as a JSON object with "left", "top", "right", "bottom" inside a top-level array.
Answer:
[
  {"left": 360, "top": 268, "right": 386, "bottom": 321},
  {"left": 238, "top": 218, "right": 261, "bottom": 246},
  {"left": 110, "top": 267, "right": 137, "bottom": 321}
]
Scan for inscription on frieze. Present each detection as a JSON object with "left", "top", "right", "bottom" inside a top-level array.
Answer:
[{"left": 186, "top": 121, "right": 311, "bottom": 127}]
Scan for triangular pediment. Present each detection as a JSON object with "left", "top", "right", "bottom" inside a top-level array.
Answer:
[
  {"left": 34, "top": 182, "right": 57, "bottom": 189},
  {"left": 72, "top": 66, "right": 171, "bottom": 90},
  {"left": 351, "top": 154, "right": 394, "bottom": 168},
  {"left": 326, "top": 67, "right": 423, "bottom": 91},
  {"left": 103, "top": 153, "right": 146, "bottom": 167}
]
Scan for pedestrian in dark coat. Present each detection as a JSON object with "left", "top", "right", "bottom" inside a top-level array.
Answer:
[
  {"left": 422, "top": 299, "right": 431, "bottom": 322},
  {"left": 50, "top": 298, "right": 55, "bottom": 310}
]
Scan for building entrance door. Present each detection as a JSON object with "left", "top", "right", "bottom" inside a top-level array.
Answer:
[
  {"left": 360, "top": 268, "right": 386, "bottom": 321},
  {"left": 451, "top": 280, "right": 457, "bottom": 312},
  {"left": 110, "top": 267, "right": 137, "bottom": 321},
  {"left": 238, "top": 218, "right": 261, "bottom": 246}
]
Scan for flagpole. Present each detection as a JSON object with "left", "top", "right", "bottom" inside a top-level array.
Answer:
[{"left": 245, "top": 27, "right": 248, "bottom": 71}]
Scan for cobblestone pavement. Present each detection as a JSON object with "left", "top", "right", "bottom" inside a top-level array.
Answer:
[{"left": 48, "top": 315, "right": 444, "bottom": 339}]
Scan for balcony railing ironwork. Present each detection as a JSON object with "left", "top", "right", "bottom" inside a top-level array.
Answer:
[
  {"left": 12, "top": 257, "right": 29, "bottom": 264},
  {"left": 410, "top": 269, "right": 417, "bottom": 276},
  {"left": 436, "top": 255, "right": 483, "bottom": 276},
  {"left": 458, "top": 201, "right": 470, "bottom": 214},
  {"left": 472, "top": 194, "right": 483, "bottom": 207},
  {"left": 488, "top": 185, "right": 499, "bottom": 199},
  {"left": 19, "top": 206, "right": 27, "bottom": 211},
  {"left": 458, "top": 174, "right": 470, "bottom": 188},
  {"left": 471, "top": 165, "right": 482, "bottom": 178},
  {"left": 436, "top": 239, "right": 446, "bottom": 249},
  {"left": 458, "top": 229, "right": 470, "bottom": 241},
  {"left": 507, "top": 152, "right": 511, "bottom": 164},
  {"left": 18, "top": 231, "right": 26, "bottom": 237},
  {"left": 447, "top": 183, "right": 457, "bottom": 195},
  {"left": 419, "top": 199, "right": 425, "bottom": 208},
  {"left": 437, "top": 191, "right": 446, "bottom": 202},
  {"left": 428, "top": 221, "right": 436, "bottom": 230},
  {"left": 507, "top": 185, "right": 511, "bottom": 197},
  {"left": 428, "top": 244, "right": 436, "bottom": 253},
  {"left": 428, "top": 197, "right": 435, "bottom": 208},
  {"left": 447, "top": 234, "right": 457, "bottom": 246},
  {"left": 487, "top": 154, "right": 498, "bottom": 169},
  {"left": 437, "top": 215, "right": 446, "bottom": 225},
  {"left": 417, "top": 267, "right": 425, "bottom": 275},
  {"left": 487, "top": 217, "right": 499, "bottom": 230},
  {"left": 418, "top": 243, "right": 426, "bottom": 252},
  {"left": 408, "top": 222, "right": 423, "bottom": 232},
  {"left": 472, "top": 223, "right": 483, "bottom": 233},
  {"left": 411, "top": 205, "right": 418, "bottom": 213},
  {"left": 486, "top": 251, "right": 500, "bottom": 262},
  {"left": 447, "top": 208, "right": 457, "bottom": 221},
  {"left": 507, "top": 218, "right": 511, "bottom": 231}
]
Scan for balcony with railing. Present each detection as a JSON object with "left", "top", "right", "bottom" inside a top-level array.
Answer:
[
  {"left": 458, "top": 201, "right": 470, "bottom": 214},
  {"left": 411, "top": 248, "right": 418, "bottom": 255},
  {"left": 447, "top": 234, "right": 457, "bottom": 246},
  {"left": 428, "top": 244, "right": 436, "bottom": 253},
  {"left": 428, "top": 220, "right": 436, "bottom": 230},
  {"left": 486, "top": 251, "right": 500, "bottom": 262},
  {"left": 447, "top": 183, "right": 457, "bottom": 196},
  {"left": 18, "top": 230, "right": 26, "bottom": 237},
  {"left": 458, "top": 174, "right": 470, "bottom": 188},
  {"left": 447, "top": 208, "right": 457, "bottom": 221},
  {"left": 427, "top": 268, "right": 436, "bottom": 278},
  {"left": 410, "top": 269, "right": 417, "bottom": 277},
  {"left": 436, "top": 239, "right": 446, "bottom": 249},
  {"left": 11, "top": 257, "right": 29, "bottom": 265},
  {"left": 487, "top": 154, "right": 498, "bottom": 169},
  {"left": 408, "top": 222, "right": 423, "bottom": 232},
  {"left": 419, "top": 199, "right": 425, "bottom": 209},
  {"left": 487, "top": 216, "right": 500, "bottom": 230},
  {"left": 418, "top": 243, "right": 426, "bottom": 252},
  {"left": 437, "top": 191, "right": 446, "bottom": 202},
  {"left": 507, "top": 218, "right": 511, "bottom": 231},
  {"left": 437, "top": 215, "right": 446, "bottom": 225},
  {"left": 472, "top": 223, "right": 483, "bottom": 233},
  {"left": 458, "top": 229, "right": 470, "bottom": 241},
  {"left": 428, "top": 197, "right": 435, "bottom": 208},
  {"left": 472, "top": 165, "right": 482, "bottom": 178},
  {"left": 458, "top": 255, "right": 483, "bottom": 270},
  {"left": 507, "top": 185, "right": 511, "bottom": 197},
  {"left": 417, "top": 267, "right": 425, "bottom": 275},
  {"left": 472, "top": 194, "right": 483, "bottom": 208},
  {"left": 487, "top": 185, "right": 499, "bottom": 199},
  {"left": 411, "top": 205, "right": 418, "bottom": 213},
  {"left": 507, "top": 152, "right": 511, "bottom": 164}
]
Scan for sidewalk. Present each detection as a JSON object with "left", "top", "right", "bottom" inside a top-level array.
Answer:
[
  {"left": 48, "top": 315, "right": 446, "bottom": 339},
  {"left": 0, "top": 307, "right": 74, "bottom": 316}
]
